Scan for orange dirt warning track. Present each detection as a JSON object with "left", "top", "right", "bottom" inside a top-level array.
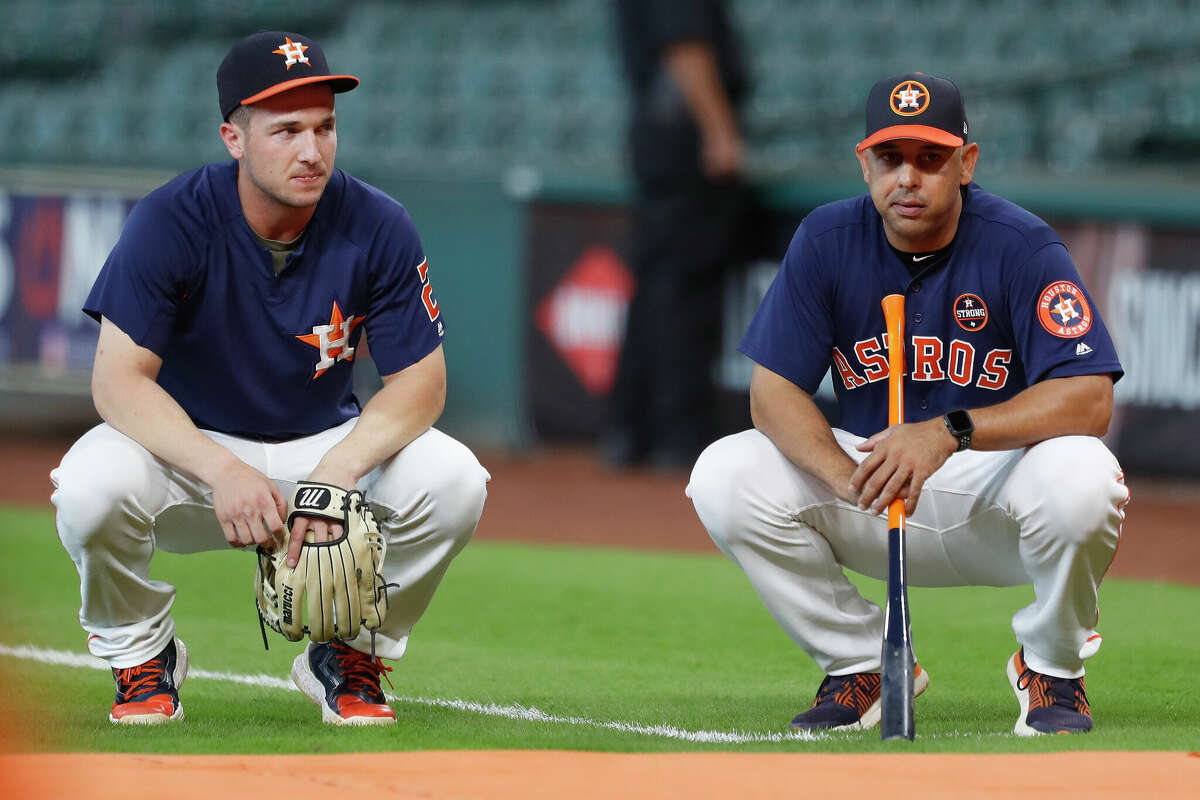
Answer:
[{"left": 2, "top": 751, "right": 1198, "bottom": 799}]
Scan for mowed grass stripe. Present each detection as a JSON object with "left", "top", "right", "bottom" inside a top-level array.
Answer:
[{"left": 3, "top": 507, "right": 1198, "bottom": 752}]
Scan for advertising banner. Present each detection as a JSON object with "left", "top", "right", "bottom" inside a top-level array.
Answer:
[{"left": 0, "top": 189, "right": 133, "bottom": 378}]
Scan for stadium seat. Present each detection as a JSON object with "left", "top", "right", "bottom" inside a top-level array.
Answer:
[{"left": 1, "top": 0, "right": 1199, "bottom": 178}]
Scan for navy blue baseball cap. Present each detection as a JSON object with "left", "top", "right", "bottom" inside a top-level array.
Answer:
[
  {"left": 217, "top": 31, "right": 359, "bottom": 120},
  {"left": 857, "top": 72, "right": 969, "bottom": 153}
]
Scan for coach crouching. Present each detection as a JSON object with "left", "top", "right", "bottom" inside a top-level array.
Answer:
[{"left": 687, "top": 72, "right": 1127, "bottom": 736}]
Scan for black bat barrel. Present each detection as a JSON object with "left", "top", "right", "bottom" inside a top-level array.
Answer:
[{"left": 881, "top": 523, "right": 915, "bottom": 741}]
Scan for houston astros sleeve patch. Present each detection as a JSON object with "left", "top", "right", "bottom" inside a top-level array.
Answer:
[{"left": 1037, "top": 281, "right": 1093, "bottom": 338}]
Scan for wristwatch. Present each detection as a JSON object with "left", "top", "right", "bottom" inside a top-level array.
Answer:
[{"left": 943, "top": 409, "right": 974, "bottom": 452}]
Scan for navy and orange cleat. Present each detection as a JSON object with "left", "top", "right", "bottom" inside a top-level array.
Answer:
[
  {"left": 789, "top": 663, "right": 929, "bottom": 731},
  {"left": 292, "top": 640, "right": 396, "bottom": 726},
  {"left": 1007, "top": 648, "right": 1092, "bottom": 735},
  {"left": 109, "top": 638, "right": 188, "bottom": 724}
]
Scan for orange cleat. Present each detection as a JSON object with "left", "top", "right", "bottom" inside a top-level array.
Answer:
[
  {"left": 109, "top": 638, "right": 188, "bottom": 725},
  {"left": 291, "top": 639, "right": 396, "bottom": 726}
]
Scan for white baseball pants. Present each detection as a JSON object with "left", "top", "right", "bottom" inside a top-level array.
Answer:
[
  {"left": 51, "top": 419, "right": 489, "bottom": 668},
  {"left": 687, "top": 429, "right": 1127, "bottom": 679}
]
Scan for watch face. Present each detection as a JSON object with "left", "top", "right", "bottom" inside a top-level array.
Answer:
[{"left": 946, "top": 409, "right": 973, "bottom": 435}]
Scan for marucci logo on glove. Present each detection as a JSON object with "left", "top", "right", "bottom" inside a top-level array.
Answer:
[
  {"left": 282, "top": 584, "right": 295, "bottom": 626},
  {"left": 295, "top": 486, "right": 332, "bottom": 510}
]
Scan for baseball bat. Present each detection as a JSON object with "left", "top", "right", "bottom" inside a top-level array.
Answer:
[{"left": 880, "top": 293, "right": 915, "bottom": 741}]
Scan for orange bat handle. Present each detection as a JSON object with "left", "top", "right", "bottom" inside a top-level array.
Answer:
[{"left": 881, "top": 294, "right": 906, "bottom": 529}]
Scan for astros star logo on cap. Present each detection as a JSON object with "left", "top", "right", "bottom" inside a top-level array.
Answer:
[
  {"left": 891, "top": 80, "right": 929, "bottom": 116},
  {"left": 272, "top": 37, "right": 310, "bottom": 69},
  {"left": 857, "top": 72, "right": 967, "bottom": 152}
]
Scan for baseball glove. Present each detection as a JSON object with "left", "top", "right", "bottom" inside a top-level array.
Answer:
[{"left": 255, "top": 482, "right": 389, "bottom": 648}]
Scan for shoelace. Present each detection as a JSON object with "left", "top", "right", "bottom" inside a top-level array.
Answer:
[
  {"left": 1017, "top": 666, "right": 1089, "bottom": 713},
  {"left": 331, "top": 640, "right": 395, "bottom": 697},
  {"left": 113, "top": 655, "right": 167, "bottom": 700}
]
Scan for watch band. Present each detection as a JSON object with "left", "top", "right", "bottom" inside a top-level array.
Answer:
[{"left": 944, "top": 409, "right": 974, "bottom": 452}]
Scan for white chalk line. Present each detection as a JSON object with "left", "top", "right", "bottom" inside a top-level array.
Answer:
[
  {"left": 0, "top": 642, "right": 824, "bottom": 744},
  {"left": 0, "top": 642, "right": 1007, "bottom": 743}
]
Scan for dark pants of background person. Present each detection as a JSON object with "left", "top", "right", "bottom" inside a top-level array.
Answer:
[{"left": 606, "top": 172, "right": 745, "bottom": 469}]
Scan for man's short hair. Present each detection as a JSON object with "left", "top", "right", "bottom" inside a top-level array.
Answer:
[{"left": 228, "top": 105, "right": 253, "bottom": 133}]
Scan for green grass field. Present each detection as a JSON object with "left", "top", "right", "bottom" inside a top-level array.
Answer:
[{"left": 2, "top": 507, "right": 1196, "bottom": 754}]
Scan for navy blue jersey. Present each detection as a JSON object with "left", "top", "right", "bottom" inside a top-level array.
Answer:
[
  {"left": 85, "top": 161, "right": 444, "bottom": 439},
  {"left": 740, "top": 183, "right": 1122, "bottom": 438}
]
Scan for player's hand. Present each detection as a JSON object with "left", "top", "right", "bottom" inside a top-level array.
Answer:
[
  {"left": 284, "top": 464, "right": 357, "bottom": 568},
  {"left": 209, "top": 460, "right": 288, "bottom": 550},
  {"left": 849, "top": 418, "right": 956, "bottom": 516},
  {"left": 286, "top": 512, "right": 346, "bottom": 568},
  {"left": 702, "top": 127, "right": 744, "bottom": 181}
]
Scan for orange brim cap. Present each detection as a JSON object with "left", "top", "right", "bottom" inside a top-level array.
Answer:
[
  {"left": 218, "top": 32, "right": 360, "bottom": 120},
  {"left": 241, "top": 74, "right": 360, "bottom": 107},
  {"left": 856, "top": 124, "right": 964, "bottom": 153}
]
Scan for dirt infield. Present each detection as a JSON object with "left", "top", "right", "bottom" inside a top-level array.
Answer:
[
  {"left": 3, "top": 434, "right": 1198, "bottom": 798},
  {"left": 2, "top": 751, "right": 1198, "bottom": 799}
]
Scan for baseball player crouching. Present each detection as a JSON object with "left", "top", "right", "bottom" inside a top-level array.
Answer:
[
  {"left": 687, "top": 73, "right": 1127, "bottom": 735},
  {"left": 51, "top": 31, "right": 489, "bottom": 726}
]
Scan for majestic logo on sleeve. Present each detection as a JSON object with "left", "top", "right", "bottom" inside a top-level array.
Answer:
[
  {"left": 272, "top": 37, "right": 310, "bottom": 69},
  {"left": 296, "top": 301, "right": 366, "bottom": 379},
  {"left": 891, "top": 80, "right": 930, "bottom": 116},
  {"left": 1037, "top": 281, "right": 1093, "bottom": 338},
  {"left": 953, "top": 293, "right": 989, "bottom": 331}
]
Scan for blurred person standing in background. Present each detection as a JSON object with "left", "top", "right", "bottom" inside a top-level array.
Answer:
[{"left": 605, "top": 0, "right": 750, "bottom": 469}]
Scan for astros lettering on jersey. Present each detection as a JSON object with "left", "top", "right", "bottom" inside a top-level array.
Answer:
[{"left": 740, "top": 183, "right": 1123, "bottom": 437}]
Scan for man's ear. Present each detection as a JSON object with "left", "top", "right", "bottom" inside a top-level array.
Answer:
[
  {"left": 219, "top": 120, "right": 245, "bottom": 160},
  {"left": 959, "top": 142, "right": 980, "bottom": 185},
  {"left": 857, "top": 147, "right": 871, "bottom": 184}
]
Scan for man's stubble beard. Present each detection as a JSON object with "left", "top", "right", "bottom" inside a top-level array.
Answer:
[{"left": 242, "top": 150, "right": 325, "bottom": 211}]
